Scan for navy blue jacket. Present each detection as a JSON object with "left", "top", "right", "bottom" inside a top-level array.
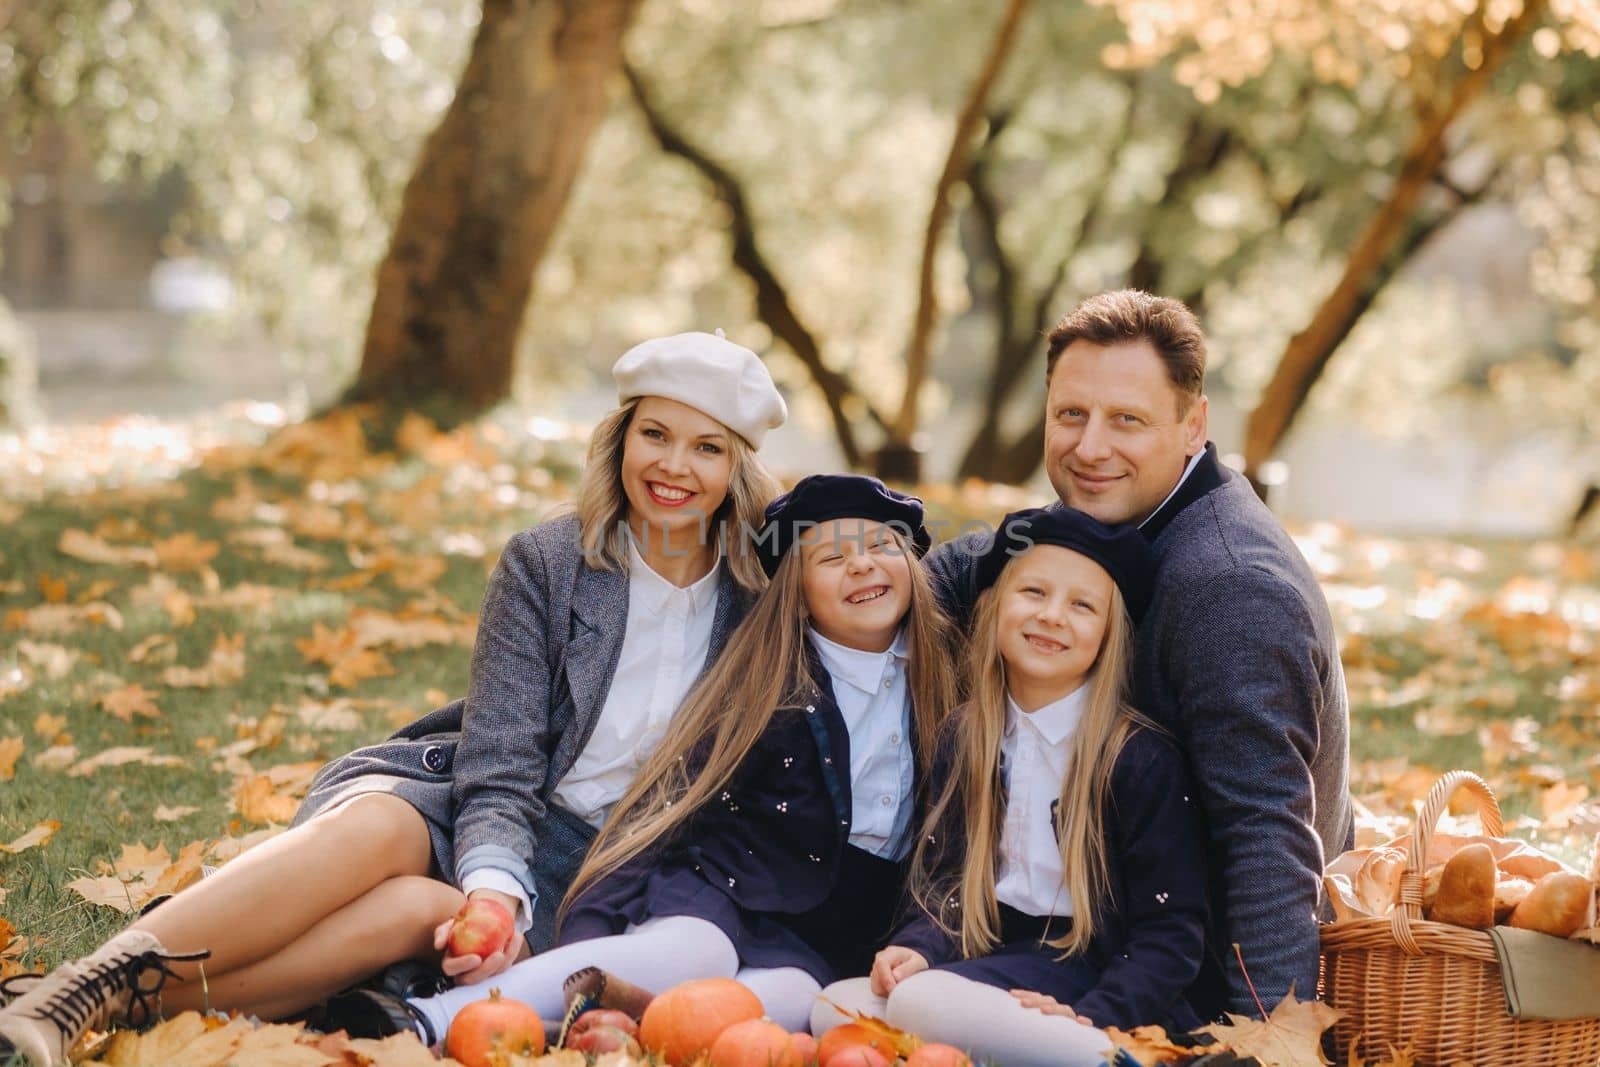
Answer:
[
  {"left": 563, "top": 649, "right": 925, "bottom": 935},
  {"left": 892, "top": 713, "right": 1209, "bottom": 1030}
]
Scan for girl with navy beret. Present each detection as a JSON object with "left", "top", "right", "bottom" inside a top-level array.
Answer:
[
  {"left": 356, "top": 474, "right": 960, "bottom": 1041},
  {"left": 816, "top": 506, "right": 1209, "bottom": 1067}
]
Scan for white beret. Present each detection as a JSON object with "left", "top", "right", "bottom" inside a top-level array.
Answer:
[{"left": 612, "top": 331, "right": 788, "bottom": 448}]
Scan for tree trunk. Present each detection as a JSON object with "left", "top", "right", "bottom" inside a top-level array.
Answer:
[
  {"left": 345, "top": 0, "right": 641, "bottom": 417},
  {"left": 1240, "top": 0, "right": 1544, "bottom": 493}
]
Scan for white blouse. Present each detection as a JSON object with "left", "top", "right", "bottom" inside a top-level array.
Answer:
[
  {"left": 994, "top": 685, "right": 1087, "bottom": 917},
  {"left": 808, "top": 627, "right": 915, "bottom": 861},
  {"left": 464, "top": 540, "right": 720, "bottom": 929}
]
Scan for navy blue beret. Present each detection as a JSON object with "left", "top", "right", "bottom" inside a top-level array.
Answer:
[
  {"left": 971, "top": 506, "right": 1155, "bottom": 622},
  {"left": 757, "top": 474, "right": 932, "bottom": 578}
]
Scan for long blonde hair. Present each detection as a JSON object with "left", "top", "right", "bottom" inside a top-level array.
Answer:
[
  {"left": 908, "top": 553, "right": 1152, "bottom": 958},
  {"left": 572, "top": 399, "right": 781, "bottom": 592},
  {"left": 562, "top": 528, "right": 959, "bottom": 918}
]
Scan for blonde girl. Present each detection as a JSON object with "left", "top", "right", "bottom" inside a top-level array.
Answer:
[
  {"left": 818, "top": 506, "right": 1208, "bottom": 1067},
  {"left": 321, "top": 474, "right": 959, "bottom": 1041}
]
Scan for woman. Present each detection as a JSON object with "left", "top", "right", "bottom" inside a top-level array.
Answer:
[{"left": 0, "top": 332, "right": 785, "bottom": 1067}]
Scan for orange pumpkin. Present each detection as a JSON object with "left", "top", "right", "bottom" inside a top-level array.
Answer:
[
  {"left": 445, "top": 988, "right": 544, "bottom": 1067},
  {"left": 828, "top": 1047, "right": 892, "bottom": 1067},
  {"left": 709, "top": 1018, "right": 804, "bottom": 1067},
  {"left": 791, "top": 1031, "right": 820, "bottom": 1065},
  {"left": 906, "top": 1043, "right": 972, "bottom": 1067},
  {"left": 639, "top": 978, "right": 765, "bottom": 1066},
  {"left": 817, "top": 1023, "right": 894, "bottom": 1067}
]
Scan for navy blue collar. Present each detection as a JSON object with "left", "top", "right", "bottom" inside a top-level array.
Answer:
[{"left": 1138, "top": 442, "right": 1225, "bottom": 544}]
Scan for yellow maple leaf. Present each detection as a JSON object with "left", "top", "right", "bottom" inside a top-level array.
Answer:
[
  {"left": 345, "top": 1032, "right": 456, "bottom": 1067},
  {"left": 0, "top": 820, "right": 61, "bottom": 854},
  {"left": 234, "top": 774, "right": 301, "bottom": 825},
  {"left": 1197, "top": 990, "right": 1340, "bottom": 1067},
  {"left": 90, "top": 1009, "right": 210, "bottom": 1064},
  {"left": 160, "top": 633, "right": 247, "bottom": 689},
  {"left": 152, "top": 532, "right": 222, "bottom": 573},
  {"left": 1541, "top": 781, "right": 1591, "bottom": 829},
  {"left": 33, "top": 711, "right": 69, "bottom": 740},
  {"left": 1105, "top": 1025, "right": 1190, "bottom": 1065},
  {"left": 295, "top": 621, "right": 357, "bottom": 666},
  {"left": 329, "top": 648, "right": 396, "bottom": 689},
  {"left": 99, "top": 684, "right": 162, "bottom": 723},
  {"left": 0, "top": 736, "right": 22, "bottom": 781}
]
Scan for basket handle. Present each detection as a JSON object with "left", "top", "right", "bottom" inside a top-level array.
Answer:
[{"left": 1389, "top": 770, "right": 1504, "bottom": 954}]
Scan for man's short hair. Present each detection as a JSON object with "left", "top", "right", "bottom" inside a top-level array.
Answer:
[{"left": 1046, "top": 290, "right": 1207, "bottom": 409}]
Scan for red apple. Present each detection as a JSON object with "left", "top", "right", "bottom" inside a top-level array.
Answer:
[
  {"left": 446, "top": 897, "right": 516, "bottom": 960},
  {"left": 567, "top": 1009, "right": 642, "bottom": 1055}
]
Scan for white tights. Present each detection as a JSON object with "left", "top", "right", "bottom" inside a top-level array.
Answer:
[
  {"left": 410, "top": 916, "right": 823, "bottom": 1040},
  {"left": 813, "top": 973, "right": 1113, "bottom": 1067}
]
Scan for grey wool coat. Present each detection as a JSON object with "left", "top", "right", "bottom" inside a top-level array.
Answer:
[
  {"left": 923, "top": 444, "right": 1352, "bottom": 1019},
  {"left": 294, "top": 515, "right": 753, "bottom": 950}
]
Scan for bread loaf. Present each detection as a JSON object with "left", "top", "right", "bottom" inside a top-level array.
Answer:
[
  {"left": 1509, "top": 871, "right": 1592, "bottom": 938},
  {"left": 1428, "top": 843, "right": 1496, "bottom": 929},
  {"left": 1493, "top": 876, "right": 1534, "bottom": 923}
]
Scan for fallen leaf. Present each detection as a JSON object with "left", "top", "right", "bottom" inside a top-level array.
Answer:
[
  {"left": 161, "top": 634, "right": 245, "bottom": 689},
  {"left": 328, "top": 648, "right": 395, "bottom": 689},
  {"left": 343, "top": 1033, "right": 450, "bottom": 1067},
  {"left": 1541, "top": 781, "right": 1591, "bottom": 829},
  {"left": 0, "top": 820, "right": 60, "bottom": 854},
  {"left": 0, "top": 736, "right": 22, "bottom": 780},
  {"left": 127, "top": 634, "right": 177, "bottom": 665},
  {"left": 38, "top": 573, "right": 68, "bottom": 603},
  {"left": 90, "top": 1009, "right": 210, "bottom": 1064},
  {"left": 99, "top": 684, "right": 162, "bottom": 722},
  {"left": 1104, "top": 1024, "right": 1189, "bottom": 1064},
  {"left": 234, "top": 774, "right": 300, "bottom": 825},
  {"left": 32, "top": 744, "right": 79, "bottom": 771},
  {"left": 16, "top": 640, "right": 79, "bottom": 678},
  {"left": 57, "top": 528, "right": 158, "bottom": 567},
  {"left": 68, "top": 746, "right": 185, "bottom": 778},
  {"left": 152, "top": 532, "right": 221, "bottom": 573},
  {"left": 1197, "top": 990, "right": 1339, "bottom": 1067},
  {"left": 153, "top": 805, "right": 200, "bottom": 822},
  {"left": 33, "top": 711, "right": 68, "bottom": 740},
  {"left": 294, "top": 621, "right": 356, "bottom": 666},
  {"left": 5, "top": 601, "right": 124, "bottom": 634},
  {"left": 66, "top": 842, "right": 205, "bottom": 914}
]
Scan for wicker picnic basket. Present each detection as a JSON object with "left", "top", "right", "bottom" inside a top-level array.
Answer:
[{"left": 1319, "top": 770, "right": 1600, "bottom": 1066}]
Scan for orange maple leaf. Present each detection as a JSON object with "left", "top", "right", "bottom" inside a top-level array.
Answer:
[
  {"left": 294, "top": 621, "right": 357, "bottom": 666},
  {"left": 1197, "top": 989, "right": 1340, "bottom": 1067},
  {"left": 99, "top": 684, "right": 162, "bottom": 722},
  {"left": 328, "top": 648, "right": 395, "bottom": 689},
  {"left": 153, "top": 532, "right": 222, "bottom": 573},
  {"left": 0, "top": 736, "right": 22, "bottom": 781}
]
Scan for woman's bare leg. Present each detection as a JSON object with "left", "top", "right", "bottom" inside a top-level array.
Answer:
[
  {"left": 156, "top": 876, "right": 465, "bottom": 1019},
  {"left": 133, "top": 794, "right": 436, "bottom": 985}
]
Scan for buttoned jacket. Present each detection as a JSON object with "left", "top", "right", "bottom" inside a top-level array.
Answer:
[
  {"left": 891, "top": 711, "right": 1208, "bottom": 1030},
  {"left": 436, "top": 516, "right": 751, "bottom": 899},
  {"left": 563, "top": 649, "right": 925, "bottom": 935}
]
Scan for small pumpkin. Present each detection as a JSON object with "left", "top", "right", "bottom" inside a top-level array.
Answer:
[
  {"left": 817, "top": 1023, "right": 894, "bottom": 1067},
  {"left": 445, "top": 988, "right": 544, "bottom": 1067},
  {"left": 639, "top": 977, "right": 765, "bottom": 1066},
  {"left": 827, "top": 1047, "right": 892, "bottom": 1067},
  {"left": 709, "top": 1018, "right": 804, "bottom": 1067},
  {"left": 906, "top": 1043, "right": 972, "bottom": 1067},
  {"left": 791, "top": 1031, "right": 820, "bottom": 1065}
]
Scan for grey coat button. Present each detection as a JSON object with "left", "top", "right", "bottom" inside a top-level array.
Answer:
[{"left": 422, "top": 744, "right": 450, "bottom": 773}]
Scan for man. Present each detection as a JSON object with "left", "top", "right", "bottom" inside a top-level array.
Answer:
[{"left": 926, "top": 289, "right": 1352, "bottom": 1018}]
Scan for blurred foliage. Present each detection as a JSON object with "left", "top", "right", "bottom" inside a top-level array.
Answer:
[{"left": 1, "top": 0, "right": 1598, "bottom": 463}]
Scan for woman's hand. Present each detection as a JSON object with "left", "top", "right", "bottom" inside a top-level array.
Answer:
[
  {"left": 1009, "top": 989, "right": 1095, "bottom": 1027},
  {"left": 435, "top": 888, "right": 522, "bottom": 984},
  {"left": 869, "top": 946, "right": 929, "bottom": 997}
]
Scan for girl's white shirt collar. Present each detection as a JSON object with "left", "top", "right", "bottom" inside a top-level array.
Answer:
[
  {"left": 626, "top": 537, "right": 722, "bottom": 616},
  {"left": 807, "top": 625, "right": 909, "bottom": 696},
  {"left": 1004, "top": 683, "right": 1088, "bottom": 746}
]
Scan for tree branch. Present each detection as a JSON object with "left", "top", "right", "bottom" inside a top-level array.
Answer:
[
  {"left": 891, "top": 0, "right": 1034, "bottom": 446},
  {"left": 625, "top": 61, "right": 886, "bottom": 466},
  {"left": 1240, "top": 0, "right": 1546, "bottom": 490}
]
